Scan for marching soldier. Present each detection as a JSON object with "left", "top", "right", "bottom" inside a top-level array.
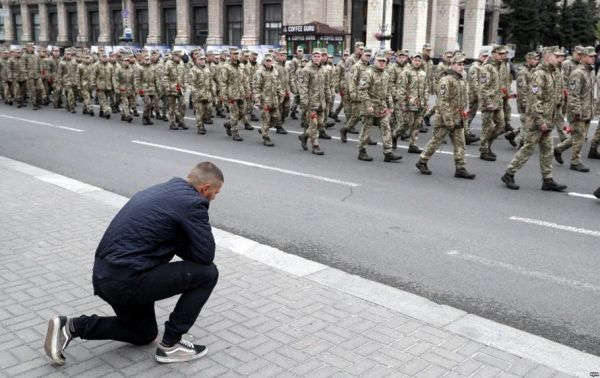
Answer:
[
  {"left": 554, "top": 46, "right": 596, "bottom": 172},
  {"left": 48, "top": 48, "right": 62, "bottom": 108},
  {"left": 114, "top": 54, "right": 135, "bottom": 123},
  {"left": 0, "top": 49, "right": 13, "bottom": 105},
  {"left": 189, "top": 54, "right": 215, "bottom": 135},
  {"left": 220, "top": 48, "right": 250, "bottom": 141},
  {"left": 245, "top": 51, "right": 260, "bottom": 122},
  {"left": 23, "top": 43, "right": 44, "bottom": 110},
  {"left": 162, "top": 51, "right": 186, "bottom": 130},
  {"left": 288, "top": 47, "right": 304, "bottom": 119},
  {"left": 57, "top": 49, "right": 78, "bottom": 113},
  {"left": 91, "top": 52, "right": 112, "bottom": 119},
  {"left": 478, "top": 45, "right": 507, "bottom": 161},
  {"left": 354, "top": 52, "right": 402, "bottom": 162},
  {"left": 340, "top": 42, "right": 365, "bottom": 133},
  {"left": 421, "top": 44, "right": 434, "bottom": 125},
  {"left": 514, "top": 51, "right": 540, "bottom": 148},
  {"left": 253, "top": 53, "right": 281, "bottom": 146},
  {"left": 320, "top": 51, "right": 334, "bottom": 134},
  {"left": 76, "top": 54, "right": 94, "bottom": 116},
  {"left": 393, "top": 52, "right": 429, "bottom": 153},
  {"left": 388, "top": 49, "right": 409, "bottom": 142},
  {"left": 416, "top": 54, "right": 475, "bottom": 179},
  {"left": 340, "top": 48, "right": 372, "bottom": 140},
  {"left": 274, "top": 48, "right": 291, "bottom": 134},
  {"left": 422, "top": 50, "right": 453, "bottom": 130},
  {"left": 135, "top": 54, "right": 161, "bottom": 125},
  {"left": 11, "top": 49, "right": 28, "bottom": 109},
  {"left": 330, "top": 50, "right": 349, "bottom": 122},
  {"left": 500, "top": 50, "right": 516, "bottom": 144},
  {"left": 465, "top": 48, "right": 489, "bottom": 144},
  {"left": 502, "top": 47, "right": 567, "bottom": 191},
  {"left": 298, "top": 50, "right": 327, "bottom": 155}
]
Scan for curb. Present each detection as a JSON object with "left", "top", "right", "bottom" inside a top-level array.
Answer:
[{"left": 1, "top": 155, "right": 598, "bottom": 377}]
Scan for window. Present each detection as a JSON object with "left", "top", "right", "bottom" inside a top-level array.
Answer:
[
  {"left": 111, "top": 9, "right": 123, "bottom": 44},
  {"left": 13, "top": 13, "right": 22, "bottom": 44},
  {"left": 89, "top": 11, "right": 100, "bottom": 45},
  {"left": 225, "top": 5, "right": 242, "bottom": 46},
  {"left": 68, "top": 11, "right": 78, "bottom": 44},
  {"left": 192, "top": 6, "right": 208, "bottom": 46},
  {"left": 0, "top": 12, "right": 5, "bottom": 42},
  {"left": 49, "top": 12, "right": 58, "bottom": 43},
  {"left": 262, "top": 2, "right": 282, "bottom": 46},
  {"left": 136, "top": 9, "right": 148, "bottom": 47},
  {"left": 31, "top": 12, "right": 40, "bottom": 43},
  {"left": 163, "top": 8, "right": 176, "bottom": 47}
]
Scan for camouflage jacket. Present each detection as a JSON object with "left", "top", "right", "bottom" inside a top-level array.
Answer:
[
  {"left": 499, "top": 61, "right": 512, "bottom": 91},
  {"left": 422, "top": 56, "right": 434, "bottom": 93},
  {"left": 47, "top": 58, "right": 60, "bottom": 82},
  {"left": 467, "top": 61, "right": 482, "bottom": 101},
  {"left": 321, "top": 63, "right": 334, "bottom": 105},
  {"left": 298, "top": 61, "right": 326, "bottom": 112},
  {"left": 57, "top": 59, "right": 77, "bottom": 87},
  {"left": 189, "top": 64, "right": 215, "bottom": 102},
  {"left": 433, "top": 61, "right": 450, "bottom": 92},
  {"left": 478, "top": 60, "right": 503, "bottom": 110},
  {"left": 10, "top": 57, "right": 28, "bottom": 82},
  {"left": 76, "top": 63, "right": 93, "bottom": 90},
  {"left": 567, "top": 63, "right": 595, "bottom": 120},
  {"left": 245, "top": 61, "right": 259, "bottom": 93},
  {"left": 399, "top": 65, "right": 429, "bottom": 111},
  {"left": 91, "top": 61, "right": 113, "bottom": 91},
  {"left": 344, "top": 53, "right": 360, "bottom": 91},
  {"left": 135, "top": 64, "right": 160, "bottom": 96},
  {"left": 516, "top": 63, "right": 536, "bottom": 114},
  {"left": 436, "top": 70, "right": 467, "bottom": 127},
  {"left": 219, "top": 60, "right": 248, "bottom": 100},
  {"left": 387, "top": 61, "right": 407, "bottom": 101},
  {"left": 253, "top": 64, "right": 281, "bottom": 108},
  {"left": 561, "top": 58, "right": 579, "bottom": 88},
  {"left": 114, "top": 65, "right": 135, "bottom": 96},
  {"left": 528, "top": 62, "right": 559, "bottom": 128},
  {"left": 349, "top": 59, "right": 370, "bottom": 102},
  {"left": 357, "top": 65, "right": 393, "bottom": 116},
  {"left": 22, "top": 52, "right": 41, "bottom": 80},
  {"left": 275, "top": 60, "right": 291, "bottom": 96},
  {"left": 333, "top": 61, "right": 346, "bottom": 92},
  {"left": 162, "top": 59, "right": 184, "bottom": 96},
  {"left": 0, "top": 58, "right": 9, "bottom": 81}
]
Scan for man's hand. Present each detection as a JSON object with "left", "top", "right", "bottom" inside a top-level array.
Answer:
[
  {"left": 539, "top": 123, "right": 548, "bottom": 132},
  {"left": 367, "top": 106, "right": 374, "bottom": 113}
]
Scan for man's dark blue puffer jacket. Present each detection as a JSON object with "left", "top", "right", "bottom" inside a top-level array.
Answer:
[{"left": 93, "top": 177, "right": 215, "bottom": 279}]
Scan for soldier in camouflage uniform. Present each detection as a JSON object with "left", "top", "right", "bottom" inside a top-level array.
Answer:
[
  {"left": 10, "top": 49, "right": 28, "bottom": 108},
  {"left": 220, "top": 48, "right": 249, "bottom": 141},
  {"left": 499, "top": 51, "right": 514, "bottom": 135},
  {"left": 388, "top": 49, "right": 409, "bottom": 144},
  {"left": 274, "top": 48, "right": 291, "bottom": 134},
  {"left": 502, "top": 47, "right": 567, "bottom": 192},
  {"left": 57, "top": 49, "right": 78, "bottom": 113},
  {"left": 339, "top": 48, "right": 372, "bottom": 141},
  {"left": 465, "top": 49, "right": 489, "bottom": 144},
  {"left": 514, "top": 51, "right": 540, "bottom": 148},
  {"left": 114, "top": 55, "right": 135, "bottom": 123},
  {"left": 319, "top": 51, "right": 335, "bottom": 135},
  {"left": 354, "top": 52, "right": 402, "bottom": 162},
  {"left": 478, "top": 45, "right": 507, "bottom": 161},
  {"left": 416, "top": 54, "right": 475, "bottom": 179},
  {"left": 245, "top": 51, "right": 260, "bottom": 122},
  {"left": 423, "top": 50, "right": 453, "bottom": 130},
  {"left": 0, "top": 49, "right": 13, "bottom": 105},
  {"left": 91, "top": 52, "right": 112, "bottom": 119},
  {"left": 392, "top": 53, "right": 429, "bottom": 153},
  {"left": 298, "top": 50, "right": 327, "bottom": 155},
  {"left": 48, "top": 48, "right": 62, "bottom": 108},
  {"left": 551, "top": 47, "right": 569, "bottom": 142},
  {"left": 553, "top": 46, "right": 596, "bottom": 173},
  {"left": 420, "top": 44, "right": 434, "bottom": 125},
  {"left": 330, "top": 50, "right": 349, "bottom": 122},
  {"left": 189, "top": 54, "right": 215, "bottom": 135},
  {"left": 162, "top": 51, "right": 186, "bottom": 130},
  {"left": 39, "top": 48, "right": 51, "bottom": 105},
  {"left": 135, "top": 54, "right": 161, "bottom": 126},
  {"left": 340, "top": 42, "right": 365, "bottom": 134},
  {"left": 253, "top": 54, "right": 282, "bottom": 147},
  {"left": 288, "top": 47, "right": 305, "bottom": 119},
  {"left": 590, "top": 69, "right": 600, "bottom": 159},
  {"left": 23, "top": 43, "right": 44, "bottom": 110},
  {"left": 76, "top": 54, "right": 94, "bottom": 116}
]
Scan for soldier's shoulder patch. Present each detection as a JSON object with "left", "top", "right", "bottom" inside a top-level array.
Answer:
[
  {"left": 517, "top": 77, "right": 524, "bottom": 88},
  {"left": 439, "top": 83, "right": 447, "bottom": 96},
  {"left": 569, "top": 79, "right": 576, "bottom": 91},
  {"left": 359, "top": 77, "right": 367, "bottom": 86},
  {"left": 480, "top": 73, "right": 488, "bottom": 84},
  {"left": 531, "top": 84, "right": 539, "bottom": 94}
]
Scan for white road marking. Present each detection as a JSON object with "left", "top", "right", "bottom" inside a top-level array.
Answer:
[
  {"left": 131, "top": 140, "right": 360, "bottom": 187},
  {"left": 509, "top": 216, "right": 600, "bottom": 237},
  {"left": 568, "top": 192, "right": 598, "bottom": 200},
  {"left": 0, "top": 114, "right": 85, "bottom": 132},
  {"left": 447, "top": 250, "right": 600, "bottom": 293}
]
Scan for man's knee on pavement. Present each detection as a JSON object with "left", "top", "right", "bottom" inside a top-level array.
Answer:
[{"left": 130, "top": 322, "right": 158, "bottom": 345}]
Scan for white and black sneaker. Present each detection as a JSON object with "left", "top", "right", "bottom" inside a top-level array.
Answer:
[
  {"left": 155, "top": 339, "right": 207, "bottom": 363},
  {"left": 44, "top": 316, "right": 73, "bottom": 365}
]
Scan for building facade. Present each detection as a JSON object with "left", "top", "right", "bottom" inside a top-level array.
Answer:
[{"left": 0, "top": 0, "right": 502, "bottom": 58}]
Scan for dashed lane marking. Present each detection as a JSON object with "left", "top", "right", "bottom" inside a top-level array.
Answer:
[
  {"left": 509, "top": 216, "right": 600, "bottom": 237},
  {"left": 0, "top": 114, "right": 85, "bottom": 132}
]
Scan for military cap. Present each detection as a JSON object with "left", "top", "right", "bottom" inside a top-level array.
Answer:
[
  {"left": 296, "top": 46, "right": 304, "bottom": 52},
  {"left": 451, "top": 54, "right": 466, "bottom": 64},
  {"left": 573, "top": 46, "right": 585, "bottom": 54},
  {"left": 412, "top": 52, "right": 423, "bottom": 59},
  {"left": 229, "top": 47, "right": 239, "bottom": 54},
  {"left": 397, "top": 49, "right": 407, "bottom": 56},
  {"left": 197, "top": 53, "right": 206, "bottom": 59},
  {"left": 422, "top": 43, "right": 432, "bottom": 50},
  {"left": 555, "top": 47, "right": 567, "bottom": 56},
  {"left": 525, "top": 51, "right": 539, "bottom": 59},
  {"left": 312, "top": 49, "right": 322, "bottom": 55},
  {"left": 479, "top": 47, "right": 491, "bottom": 56},
  {"left": 355, "top": 42, "right": 365, "bottom": 49},
  {"left": 582, "top": 46, "right": 597, "bottom": 56},
  {"left": 302, "top": 57, "right": 309, "bottom": 62},
  {"left": 172, "top": 50, "right": 182, "bottom": 56},
  {"left": 277, "top": 48, "right": 286, "bottom": 54},
  {"left": 375, "top": 51, "right": 387, "bottom": 61},
  {"left": 263, "top": 54, "right": 274, "bottom": 61},
  {"left": 26, "top": 42, "right": 35, "bottom": 47},
  {"left": 52, "top": 46, "right": 60, "bottom": 52},
  {"left": 363, "top": 48, "right": 373, "bottom": 56},
  {"left": 542, "top": 46, "right": 558, "bottom": 55},
  {"left": 206, "top": 50, "right": 214, "bottom": 56},
  {"left": 492, "top": 45, "right": 508, "bottom": 54},
  {"left": 241, "top": 48, "right": 249, "bottom": 54},
  {"left": 250, "top": 51, "right": 259, "bottom": 56},
  {"left": 444, "top": 50, "right": 454, "bottom": 56}
]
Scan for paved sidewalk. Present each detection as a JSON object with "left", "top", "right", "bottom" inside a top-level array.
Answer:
[{"left": 0, "top": 159, "right": 592, "bottom": 377}]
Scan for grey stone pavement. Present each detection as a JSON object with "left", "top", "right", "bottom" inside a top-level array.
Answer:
[{"left": 0, "top": 159, "right": 587, "bottom": 378}]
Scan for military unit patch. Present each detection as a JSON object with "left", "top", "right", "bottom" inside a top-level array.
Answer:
[
  {"left": 570, "top": 80, "right": 577, "bottom": 91},
  {"left": 440, "top": 84, "right": 447, "bottom": 96},
  {"left": 531, "top": 85, "right": 539, "bottom": 94},
  {"left": 480, "top": 73, "right": 488, "bottom": 84}
]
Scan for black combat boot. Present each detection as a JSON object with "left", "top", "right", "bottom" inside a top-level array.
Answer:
[
  {"left": 319, "top": 130, "right": 332, "bottom": 139},
  {"left": 504, "top": 130, "right": 517, "bottom": 147},
  {"left": 312, "top": 145, "right": 324, "bottom": 155},
  {"left": 99, "top": 111, "right": 104, "bottom": 118},
  {"left": 408, "top": 145, "right": 422, "bottom": 154},
  {"left": 276, "top": 127, "right": 287, "bottom": 134},
  {"left": 541, "top": 178, "right": 567, "bottom": 192},
  {"left": 570, "top": 163, "right": 589, "bottom": 172},
  {"left": 423, "top": 115, "right": 431, "bottom": 127},
  {"left": 465, "top": 133, "right": 480, "bottom": 145},
  {"left": 347, "top": 127, "right": 359, "bottom": 134},
  {"left": 178, "top": 121, "right": 188, "bottom": 130},
  {"left": 392, "top": 135, "right": 398, "bottom": 149},
  {"left": 400, "top": 132, "right": 410, "bottom": 141},
  {"left": 480, "top": 152, "right": 496, "bottom": 161},
  {"left": 415, "top": 160, "right": 432, "bottom": 175},
  {"left": 290, "top": 112, "right": 298, "bottom": 120},
  {"left": 455, "top": 168, "right": 476, "bottom": 179},
  {"left": 250, "top": 113, "right": 259, "bottom": 122},
  {"left": 383, "top": 152, "right": 402, "bottom": 162},
  {"left": 244, "top": 122, "right": 254, "bottom": 130},
  {"left": 340, "top": 127, "right": 348, "bottom": 143},
  {"left": 133, "top": 110, "right": 140, "bottom": 117},
  {"left": 365, "top": 138, "right": 377, "bottom": 145},
  {"left": 263, "top": 136, "right": 274, "bottom": 147},
  {"left": 142, "top": 117, "right": 152, "bottom": 125},
  {"left": 358, "top": 149, "right": 373, "bottom": 161},
  {"left": 501, "top": 172, "right": 519, "bottom": 190},
  {"left": 331, "top": 113, "right": 341, "bottom": 122},
  {"left": 588, "top": 144, "right": 600, "bottom": 159},
  {"left": 325, "top": 120, "right": 336, "bottom": 128},
  {"left": 169, "top": 123, "right": 179, "bottom": 130},
  {"left": 197, "top": 125, "right": 206, "bottom": 135},
  {"left": 224, "top": 122, "right": 232, "bottom": 136},
  {"left": 298, "top": 134, "right": 308, "bottom": 151},
  {"left": 594, "top": 186, "right": 600, "bottom": 199},
  {"left": 232, "top": 132, "right": 243, "bottom": 142}
]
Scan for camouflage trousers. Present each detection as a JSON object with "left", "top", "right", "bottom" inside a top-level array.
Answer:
[
  {"left": 391, "top": 104, "right": 406, "bottom": 136},
  {"left": 398, "top": 110, "right": 423, "bottom": 147},
  {"left": 290, "top": 94, "right": 300, "bottom": 115},
  {"left": 52, "top": 82, "right": 62, "bottom": 107},
  {"left": 304, "top": 109, "right": 325, "bottom": 146},
  {"left": 479, "top": 108, "right": 505, "bottom": 153},
  {"left": 554, "top": 120, "right": 589, "bottom": 165},
  {"left": 467, "top": 95, "right": 478, "bottom": 135},
  {"left": 3, "top": 81, "right": 13, "bottom": 102},
  {"left": 519, "top": 114, "right": 530, "bottom": 143},
  {"left": 420, "top": 126, "right": 467, "bottom": 169},
  {"left": 193, "top": 99, "right": 211, "bottom": 129},
  {"left": 142, "top": 94, "right": 157, "bottom": 119},
  {"left": 280, "top": 95, "right": 290, "bottom": 125},
  {"left": 503, "top": 98, "right": 511, "bottom": 125},
  {"left": 506, "top": 127, "right": 553, "bottom": 179},
  {"left": 63, "top": 85, "right": 76, "bottom": 111},
  {"left": 26, "top": 78, "right": 45, "bottom": 107},
  {"left": 359, "top": 114, "right": 392, "bottom": 154},
  {"left": 227, "top": 98, "right": 244, "bottom": 133},
  {"left": 120, "top": 93, "right": 134, "bottom": 118},
  {"left": 260, "top": 104, "right": 281, "bottom": 137},
  {"left": 80, "top": 86, "right": 92, "bottom": 112},
  {"left": 166, "top": 93, "right": 185, "bottom": 124},
  {"left": 552, "top": 107, "right": 568, "bottom": 142},
  {"left": 97, "top": 90, "right": 110, "bottom": 114},
  {"left": 345, "top": 101, "right": 362, "bottom": 131},
  {"left": 592, "top": 124, "right": 600, "bottom": 146},
  {"left": 13, "top": 80, "right": 26, "bottom": 103}
]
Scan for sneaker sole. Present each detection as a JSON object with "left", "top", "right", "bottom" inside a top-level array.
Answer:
[
  {"left": 155, "top": 347, "right": 208, "bottom": 364},
  {"left": 44, "top": 317, "right": 66, "bottom": 365}
]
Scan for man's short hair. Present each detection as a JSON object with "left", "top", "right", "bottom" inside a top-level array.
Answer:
[{"left": 187, "top": 162, "right": 224, "bottom": 186}]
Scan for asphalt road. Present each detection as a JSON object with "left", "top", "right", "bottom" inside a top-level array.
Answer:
[{"left": 1, "top": 99, "right": 599, "bottom": 356}]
